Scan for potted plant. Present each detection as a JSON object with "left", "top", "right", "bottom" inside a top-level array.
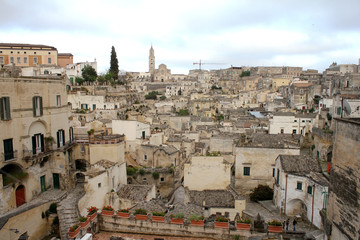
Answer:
[
  {"left": 87, "top": 206, "right": 98, "bottom": 221},
  {"left": 68, "top": 224, "right": 80, "bottom": 238},
  {"left": 117, "top": 208, "right": 130, "bottom": 218},
  {"left": 134, "top": 208, "right": 148, "bottom": 220},
  {"left": 102, "top": 205, "right": 114, "bottom": 216},
  {"left": 189, "top": 214, "right": 205, "bottom": 226},
  {"left": 78, "top": 216, "right": 90, "bottom": 228},
  {"left": 215, "top": 216, "right": 229, "bottom": 228},
  {"left": 152, "top": 211, "right": 166, "bottom": 222},
  {"left": 236, "top": 217, "right": 251, "bottom": 230},
  {"left": 268, "top": 219, "right": 283, "bottom": 233},
  {"left": 170, "top": 213, "right": 184, "bottom": 224}
]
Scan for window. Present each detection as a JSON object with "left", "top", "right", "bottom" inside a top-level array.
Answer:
[
  {"left": 23, "top": 57, "right": 28, "bottom": 64},
  {"left": 33, "top": 57, "right": 38, "bottom": 64},
  {"left": 32, "top": 96, "right": 43, "bottom": 117},
  {"left": 297, "top": 182, "right": 303, "bottom": 190},
  {"left": 292, "top": 129, "right": 297, "bottom": 134},
  {"left": 0, "top": 56, "right": 4, "bottom": 64},
  {"left": 144, "top": 155, "right": 147, "bottom": 161},
  {"left": 280, "top": 128, "right": 284, "bottom": 134},
  {"left": 294, "top": 120, "right": 297, "bottom": 122},
  {"left": 56, "top": 95, "right": 61, "bottom": 107},
  {"left": 309, "top": 120, "right": 311, "bottom": 123},
  {"left": 0, "top": 97, "right": 11, "bottom": 120},
  {"left": 3, "top": 139, "right": 14, "bottom": 161},
  {"left": 104, "top": 105, "right": 106, "bottom": 109},
  {"left": 10, "top": 57, "right": 14, "bottom": 63},
  {"left": 81, "top": 104, "right": 88, "bottom": 110},
  {"left": 307, "top": 186, "right": 313, "bottom": 194},
  {"left": 48, "top": 57, "right": 51, "bottom": 64},
  {"left": 160, "top": 177, "right": 164, "bottom": 182},
  {"left": 69, "top": 127, "right": 74, "bottom": 143},
  {"left": 32, "top": 133, "right": 44, "bottom": 154},
  {"left": 98, "top": 183, "right": 101, "bottom": 188},
  {"left": 243, "top": 167, "right": 250, "bottom": 176},
  {"left": 272, "top": 168, "right": 275, "bottom": 177},
  {"left": 56, "top": 129, "right": 65, "bottom": 148},
  {"left": 17, "top": 57, "right": 21, "bottom": 64},
  {"left": 34, "top": 52, "right": 36, "bottom": 54},
  {"left": 276, "top": 169, "right": 280, "bottom": 184},
  {"left": 302, "top": 120, "right": 305, "bottom": 123}
]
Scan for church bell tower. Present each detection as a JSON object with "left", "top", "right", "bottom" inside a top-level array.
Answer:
[{"left": 149, "top": 45, "right": 155, "bottom": 74}]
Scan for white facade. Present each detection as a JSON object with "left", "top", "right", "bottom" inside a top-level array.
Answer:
[
  {"left": 269, "top": 113, "right": 317, "bottom": 136},
  {"left": 68, "top": 92, "right": 118, "bottom": 110},
  {"left": 112, "top": 120, "right": 150, "bottom": 141}
]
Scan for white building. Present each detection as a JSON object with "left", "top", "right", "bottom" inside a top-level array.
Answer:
[
  {"left": 68, "top": 91, "right": 118, "bottom": 110},
  {"left": 112, "top": 120, "right": 150, "bottom": 141},
  {"left": 269, "top": 112, "right": 318, "bottom": 136},
  {"left": 273, "top": 155, "right": 329, "bottom": 230}
]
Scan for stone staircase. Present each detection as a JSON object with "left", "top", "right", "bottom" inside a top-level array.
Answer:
[{"left": 57, "top": 184, "right": 85, "bottom": 240}]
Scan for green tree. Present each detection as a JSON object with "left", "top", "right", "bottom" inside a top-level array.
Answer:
[
  {"left": 160, "top": 96, "right": 166, "bottom": 100},
  {"left": 240, "top": 71, "right": 250, "bottom": 77},
  {"left": 97, "top": 75, "right": 106, "bottom": 85},
  {"left": 110, "top": 46, "right": 119, "bottom": 80},
  {"left": 249, "top": 185, "right": 273, "bottom": 202},
  {"left": 75, "top": 76, "right": 85, "bottom": 85},
  {"left": 145, "top": 91, "right": 159, "bottom": 100},
  {"left": 82, "top": 65, "right": 97, "bottom": 83},
  {"left": 177, "top": 109, "right": 190, "bottom": 116}
]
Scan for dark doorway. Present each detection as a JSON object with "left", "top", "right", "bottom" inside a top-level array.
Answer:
[{"left": 53, "top": 173, "right": 60, "bottom": 189}]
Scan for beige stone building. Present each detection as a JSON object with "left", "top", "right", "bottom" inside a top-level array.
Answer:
[{"left": 0, "top": 43, "right": 58, "bottom": 67}]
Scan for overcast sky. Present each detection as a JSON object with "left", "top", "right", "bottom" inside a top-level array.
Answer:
[{"left": 1, "top": 0, "right": 359, "bottom": 74}]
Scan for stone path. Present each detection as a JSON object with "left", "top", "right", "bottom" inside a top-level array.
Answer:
[{"left": 57, "top": 184, "right": 85, "bottom": 240}]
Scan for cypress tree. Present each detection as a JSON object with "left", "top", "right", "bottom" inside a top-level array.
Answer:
[{"left": 110, "top": 46, "right": 119, "bottom": 80}]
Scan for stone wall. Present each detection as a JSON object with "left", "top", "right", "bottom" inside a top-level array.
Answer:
[{"left": 327, "top": 118, "right": 360, "bottom": 240}]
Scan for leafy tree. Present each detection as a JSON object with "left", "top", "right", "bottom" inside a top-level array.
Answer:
[
  {"left": 160, "top": 96, "right": 166, "bottom": 100},
  {"left": 240, "top": 71, "right": 250, "bottom": 77},
  {"left": 82, "top": 65, "right": 97, "bottom": 83},
  {"left": 249, "top": 185, "right": 273, "bottom": 202},
  {"left": 75, "top": 76, "right": 85, "bottom": 85},
  {"left": 97, "top": 75, "right": 106, "bottom": 85},
  {"left": 177, "top": 109, "right": 190, "bottom": 116},
  {"left": 110, "top": 46, "right": 119, "bottom": 80},
  {"left": 217, "top": 114, "right": 224, "bottom": 121},
  {"left": 145, "top": 91, "right": 159, "bottom": 100}
]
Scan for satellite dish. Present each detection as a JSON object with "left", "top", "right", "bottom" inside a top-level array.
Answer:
[{"left": 343, "top": 99, "right": 352, "bottom": 115}]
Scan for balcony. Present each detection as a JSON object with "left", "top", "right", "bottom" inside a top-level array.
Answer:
[
  {"left": 75, "top": 134, "right": 124, "bottom": 145},
  {"left": 1, "top": 150, "right": 18, "bottom": 162}
]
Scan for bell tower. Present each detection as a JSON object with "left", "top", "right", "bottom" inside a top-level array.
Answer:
[{"left": 149, "top": 45, "right": 155, "bottom": 74}]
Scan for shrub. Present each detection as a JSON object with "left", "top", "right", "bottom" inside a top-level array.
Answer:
[
  {"left": 189, "top": 214, "right": 204, "bottom": 221},
  {"left": 118, "top": 208, "right": 129, "bottom": 213},
  {"left": 152, "top": 211, "right": 166, "bottom": 216},
  {"left": 215, "top": 216, "right": 228, "bottom": 222},
  {"left": 237, "top": 217, "right": 251, "bottom": 224},
  {"left": 268, "top": 219, "right": 282, "bottom": 226},
  {"left": 139, "top": 169, "right": 145, "bottom": 175},
  {"left": 78, "top": 216, "right": 88, "bottom": 222},
  {"left": 102, "top": 205, "right": 114, "bottom": 211},
  {"left": 87, "top": 206, "right": 98, "bottom": 215},
  {"left": 249, "top": 185, "right": 273, "bottom": 202},
  {"left": 134, "top": 208, "right": 147, "bottom": 215},
  {"left": 127, "top": 167, "right": 137, "bottom": 176},
  {"left": 152, "top": 171, "right": 159, "bottom": 180}
]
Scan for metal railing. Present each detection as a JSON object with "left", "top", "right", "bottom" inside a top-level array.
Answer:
[{"left": 1, "top": 150, "right": 18, "bottom": 162}]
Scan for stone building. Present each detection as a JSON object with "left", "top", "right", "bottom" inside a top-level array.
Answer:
[
  {"left": 234, "top": 133, "right": 301, "bottom": 195},
  {"left": 269, "top": 112, "right": 318, "bottom": 136},
  {"left": 325, "top": 118, "right": 360, "bottom": 240},
  {"left": 0, "top": 74, "right": 74, "bottom": 239},
  {"left": 273, "top": 155, "right": 329, "bottom": 229}
]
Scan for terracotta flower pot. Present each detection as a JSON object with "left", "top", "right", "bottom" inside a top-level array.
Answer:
[
  {"left": 117, "top": 212, "right": 130, "bottom": 218},
  {"left": 135, "top": 214, "right": 148, "bottom": 220},
  {"left": 236, "top": 223, "right": 251, "bottom": 230},
  {"left": 88, "top": 212, "right": 97, "bottom": 221},
  {"left": 215, "top": 221, "right": 229, "bottom": 229},
  {"left": 102, "top": 210, "right": 114, "bottom": 216},
  {"left": 79, "top": 217, "right": 90, "bottom": 228},
  {"left": 152, "top": 216, "right": 165, "bottom": 222},
  {"left": 68, "top": 227, "right": 80, "bottom": 238},
  {"left": 191, "top": 220, "right": 204, "bottom": 226},
  {"left": 171, "top": 218, "right": 184, "bottom": 224},
  {"left": 268, "top": 225, "right": 283, "bottom": 233}
]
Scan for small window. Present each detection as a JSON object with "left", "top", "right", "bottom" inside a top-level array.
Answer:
[
  {"left": 98, "top": 183, "right": 101, "bottom": 188},
  {"left": 0, "top": 56, "right": 4, "bottom": 65},
  {"left": 293, "top": 129, "right": 297, "bottom": 134},
  {"left": 143, "top": 178, "right": 147, "bottom": 181},
  {"left": 309, "top": 120, "right": 311, "bottom": 123},
  {"left": 56, "top": 95, "right": 61, "bottom": 107},
  {"left": 10, "top": 51, "right": 13, "bottom": 54},
  {"left": 23, "top": 57, "right": 28, "bottom": 64},
  {"left": 3, "top": 138, "right": 14, "bottom": 161},
  {"left": 56, "top": 129, "right": 65, "bottom": 148},
  {"left": 272, "top": 168, "right": 275, "bottom": 177},
  {"left": 297, "top": 182, "right": 303, "bottom": 190},
  {"left": 33, "top": 96, "right": 43, "bottom": 116},
  {"left": 243, "top": 167, "right": 250, "bottom": 176},
  {"left": 144, "top": 155, "right": 147, "bottom": 160},
  {"left": 34, "top": 52, "right": 36, "bottom": 54},
  {"left": 280, "top": 129, "right": 284, "bottom": 134},
  {"left": 302, "top": 120, "right": 305, "bottom": 123},
  {"left": 307, "top": 186, "right": 313, "bottom": 194},
  {"left": 48, "top": 52, "right": 51, "bottom": 54},
  {"left": 10, "top": 57, "right": 14, "bottom": 63},
  {"left": 48, "top": 57, "right": 51, "bottom": 64},
  {"left": 0, "top": 97, "right": 11, "bottom": 120},
  {"left": 160, "top": 177, "right": 164, "bottom": 182},
  {"left": 17, "top": 57, "right": 21, "bottom": 64},
  {"left": 24, "top": 51, "right": 26, "bottom": 54},
  {"left": 294, "top": 120, "right": 297, "bottom": 122},
  {"left": 33, "top": 57, "right": 38, "bottom": 64}
]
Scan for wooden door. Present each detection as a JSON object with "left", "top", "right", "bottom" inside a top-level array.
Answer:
[{"left": 16, "top": 185, "right": 25, "bottom": 207}]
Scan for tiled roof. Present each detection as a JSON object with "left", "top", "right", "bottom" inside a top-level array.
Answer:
[
  {"left": 279, "top": 155, "right": 322, "bottom": 174},
  {"left": 0, "top": 43, "right": 57, "bottom": 50}
]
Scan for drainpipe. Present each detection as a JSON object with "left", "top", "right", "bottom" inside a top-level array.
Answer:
[
  {"left": 284, "top": 173, "right": 288, "bottom": 215},
  {"left": 311, "top": 184, "right": 315, "bottom": 225}
]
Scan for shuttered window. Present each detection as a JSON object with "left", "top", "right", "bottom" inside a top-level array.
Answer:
[
  {"left": 0, "top": 97, "right": 11, "bottom": 120},
  {"left": 33, "top": 96, "right": 43, "bottom": 117}
]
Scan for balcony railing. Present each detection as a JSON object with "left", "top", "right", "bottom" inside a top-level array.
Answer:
[
  {"left": 75, "top": 134, "right": 124, "bottom": 144},
  {"left": 1, "top": 150, "right": 18, "bottom": 162}
]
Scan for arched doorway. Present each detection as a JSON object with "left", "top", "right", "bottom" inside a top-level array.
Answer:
[{"left": 16, "top": 185, "right": 26, "bottom": 207}]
